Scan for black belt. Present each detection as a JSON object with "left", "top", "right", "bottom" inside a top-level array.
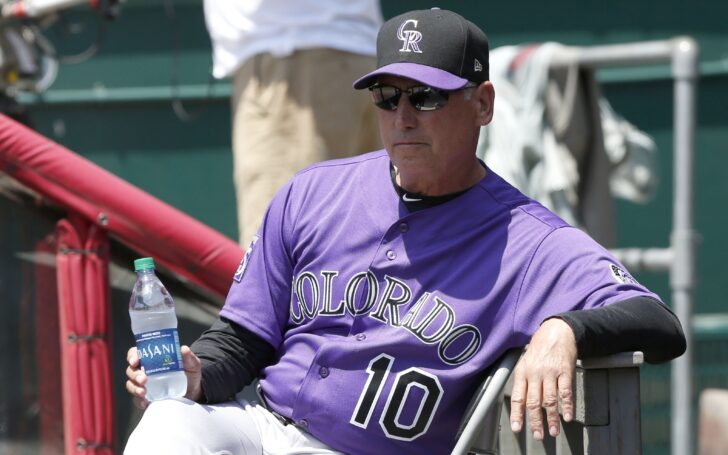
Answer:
[
  {"left": 256, "top": 383, "right": 295, "bottom": 426},
  {"left": 270, "top": 409, "right": 295, "bottom": 426}
]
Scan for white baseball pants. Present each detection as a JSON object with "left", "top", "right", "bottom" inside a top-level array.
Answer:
[{"left": 124, "top": 398, "right": 344, "bottom": 455}]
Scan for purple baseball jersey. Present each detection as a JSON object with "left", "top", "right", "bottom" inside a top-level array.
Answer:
[{"left": 221, "top": 150, "right": 656, "bottom": 454}]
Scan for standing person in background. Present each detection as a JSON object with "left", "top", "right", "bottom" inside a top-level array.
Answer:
[{"left": 203, "top": 0, "right": 383, "bottom": 245}]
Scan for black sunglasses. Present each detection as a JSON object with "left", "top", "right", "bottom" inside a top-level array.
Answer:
[{"left": 368, "top": 83, "right": 477, "bottom": 111}]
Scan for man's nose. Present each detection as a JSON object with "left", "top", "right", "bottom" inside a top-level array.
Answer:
[{"left": 394, "top": 95, "right": 417, "bottom": 129}]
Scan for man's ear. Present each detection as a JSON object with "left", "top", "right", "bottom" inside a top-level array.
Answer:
[{"left": 474, "top": 81, "right": 495, "bottom": 126}]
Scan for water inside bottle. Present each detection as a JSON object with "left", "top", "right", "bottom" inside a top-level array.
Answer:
[{"left": 131, "top": 311, "right": 187, "bottom": 401}]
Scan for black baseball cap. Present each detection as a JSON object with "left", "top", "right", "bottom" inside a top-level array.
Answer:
[{"left": 353, "top": 8, "right": 489, "bottom": 90}]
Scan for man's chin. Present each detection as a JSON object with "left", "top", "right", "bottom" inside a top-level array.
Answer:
[{"left": 393, "top": 163, "right": 436, "bottom": 189}]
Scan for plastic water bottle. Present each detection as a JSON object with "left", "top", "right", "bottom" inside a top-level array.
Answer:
[{"left": 129, "top": 257, "right": 187, "bottom": 401}]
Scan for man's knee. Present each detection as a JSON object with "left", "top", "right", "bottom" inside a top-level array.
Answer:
[
  {"left": 124, "top": 399, "right": 209, "bottom": 454},
  {"left": 124, "top": 399, "right": 262, "bottom": 455}
]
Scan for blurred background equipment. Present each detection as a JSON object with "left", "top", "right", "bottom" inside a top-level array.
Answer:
[{"left": 0, "top": 0, "right": 120, "bottom": 123}]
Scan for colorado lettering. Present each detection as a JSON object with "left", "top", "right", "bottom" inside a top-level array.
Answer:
[{"left": 289, "top": 271, "right": 481, "bottom": 365}]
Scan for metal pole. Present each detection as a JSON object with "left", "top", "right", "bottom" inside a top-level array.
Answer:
[
  {"left": 552, "top": 37, "right": 700, "bottom": 454},
  {"left": 670, "top": 37, "right": 699, "bottom": 455},
  {"left": 550, "top": 39, "right": 674, "bottom": 68},
  {"left": 610, "top": 247, "right": 673, "bottom": 272}
]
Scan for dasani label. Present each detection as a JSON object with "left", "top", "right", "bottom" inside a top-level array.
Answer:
[{"left": 135, "top": 328, "right": 183, "bottom": 376}]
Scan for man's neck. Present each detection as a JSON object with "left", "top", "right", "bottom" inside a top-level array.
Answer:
[{"left": 393, "top": 161, "right": 487, "bottom": 197}]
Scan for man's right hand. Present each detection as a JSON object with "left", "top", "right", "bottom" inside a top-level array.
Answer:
[
  {"left": 125, "top": 345, "right": 204, "bottom": 409},
  {"left": 509, "top": 318, "right": 577, "bottom": 441}
]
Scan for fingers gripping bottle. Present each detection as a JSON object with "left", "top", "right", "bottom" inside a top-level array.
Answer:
[{"left": 129, "top": 257, "right": 187, "bottom": 401}]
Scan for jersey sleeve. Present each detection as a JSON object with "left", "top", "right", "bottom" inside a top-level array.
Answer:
[
  {"left": 512, "top": 226, "right": 660, "bottom": 341},
  {"left": 218, "top": 180, "right": 297, "bottom": 349}
]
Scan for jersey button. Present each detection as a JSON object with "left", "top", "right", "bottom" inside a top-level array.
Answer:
[
  {"left": 355, "top": 333, "right": 366, "bottom": 341},
  {"left": 319, "top": 366, "right": 330, "bottom": 378},
  {"left": 399, "top": 223, "right": 409, "bottom": 233},
  {"left": 298, "top": 419, "right": 309, "bottom": 428},
  {"left": 386, "top": 250, "right": 396, "bottom": 260}
]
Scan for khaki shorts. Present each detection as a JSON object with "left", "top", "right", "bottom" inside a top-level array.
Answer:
[{"left": 232, "top": 48, "right": 381, "bottom": 245}]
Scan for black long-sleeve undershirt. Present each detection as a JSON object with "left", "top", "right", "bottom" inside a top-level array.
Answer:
[
  {"left": 552, "top": 295, "right": 686, "bottom": 363},
  {"left": 190, "top": 317, "right": 276, "bottom": 404},
  {"left": 191, "top": 296, "right": 685, "bottom": 404}
]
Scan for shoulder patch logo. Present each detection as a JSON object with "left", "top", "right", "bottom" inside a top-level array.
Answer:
[
  {"left": 609, "top": 263, "right": 638, "bottom": 285},
  {"left": 233, "top": 235, "right": 260, "bottom": 283}
]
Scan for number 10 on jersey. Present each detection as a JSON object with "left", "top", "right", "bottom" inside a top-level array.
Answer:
[{"left": 349, "top": 353, "right": 444, "bottom": 441}]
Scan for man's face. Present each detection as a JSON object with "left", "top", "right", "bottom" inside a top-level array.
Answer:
[{"left": 373, "top": 75, "right": 494, "bottom": 195}]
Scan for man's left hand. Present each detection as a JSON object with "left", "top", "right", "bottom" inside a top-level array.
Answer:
[{"left": 509, "top": 318, "right": 577, "bottom": 440}]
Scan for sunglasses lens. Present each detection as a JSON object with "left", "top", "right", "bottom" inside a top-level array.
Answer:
[
  {"left": 370, "top": 85, "right": 452, "bottom": 111},
  {"left": 371, "top": 86, "right": 400, "bottom": 111},
  {"left": 409, "top": 87, "right": 449, "bottom": 111}
]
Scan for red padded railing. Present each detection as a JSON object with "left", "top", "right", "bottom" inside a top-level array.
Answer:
[
  {"left": 0, "top": 114, "right": 243, "bottom": 297},
  {"left": 56, "top": 217, "right": 114, "bottom": 454}
]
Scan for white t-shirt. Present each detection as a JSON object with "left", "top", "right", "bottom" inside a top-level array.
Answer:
[{"left": 203, "top": 0, "right": 383, "bottom": 78}]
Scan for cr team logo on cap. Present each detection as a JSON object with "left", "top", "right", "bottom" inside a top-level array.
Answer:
[{"left": 397, "top": 19, "right": 423, "bottom": 53}]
